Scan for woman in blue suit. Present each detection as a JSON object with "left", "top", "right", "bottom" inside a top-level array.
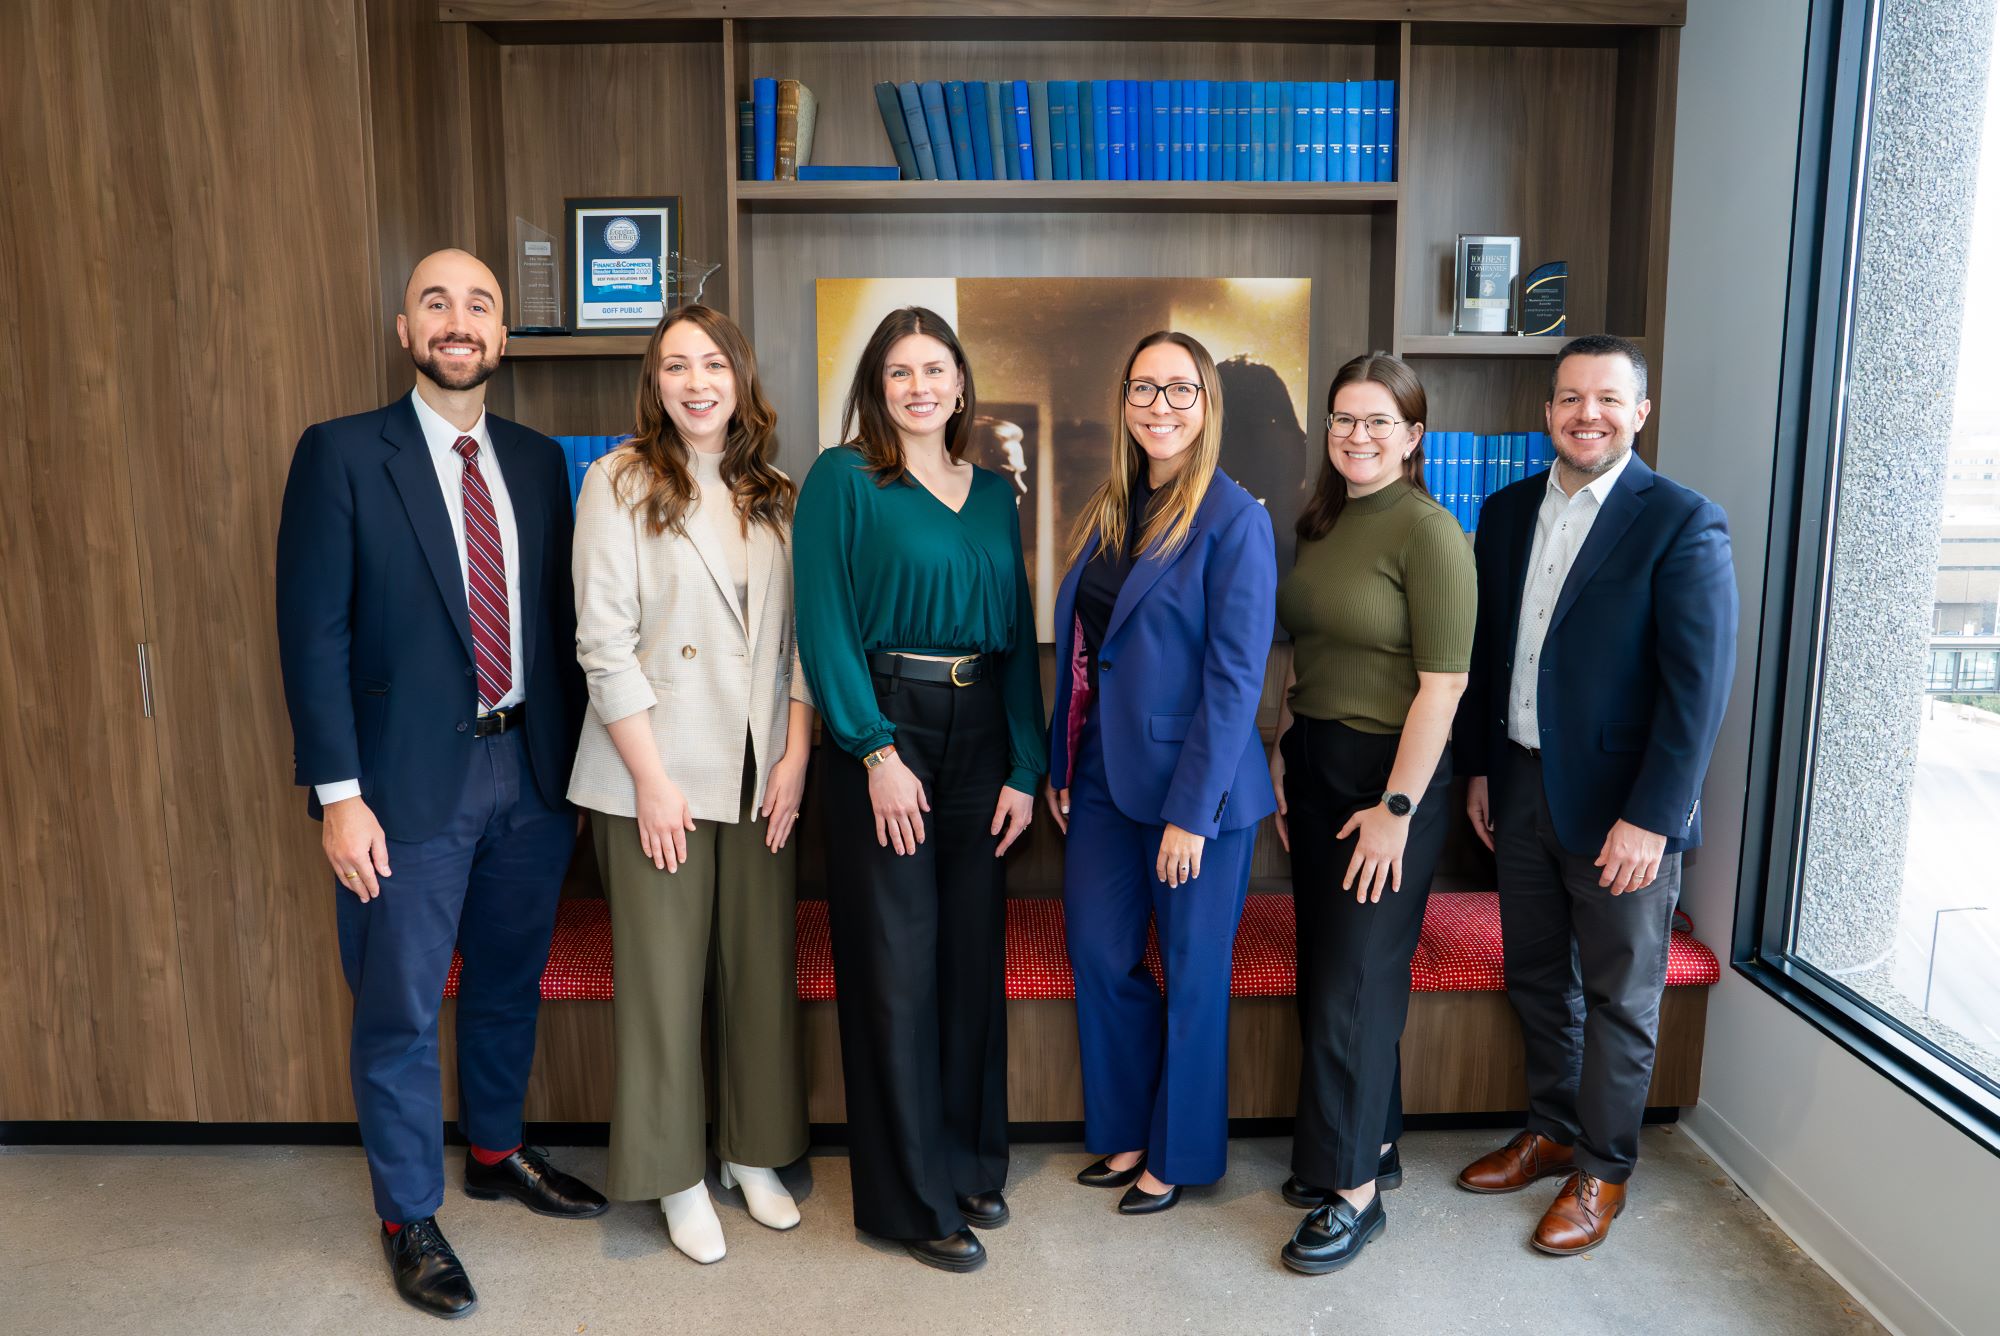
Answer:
[{"left": 1046, "top": 330, "right": 1278, "bottom": 1213}]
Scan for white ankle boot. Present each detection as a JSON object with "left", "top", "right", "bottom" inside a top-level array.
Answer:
[
  {"left": 720, "top": 1162, "right": 801, "bottom": 1231},
  {"left": 660, "top": 1182, "right": 726, "bottom": 1263}
]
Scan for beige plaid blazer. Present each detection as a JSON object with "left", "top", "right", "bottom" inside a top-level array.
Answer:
[{"left": 566, "top": 450, "right": 812, "bottom": 822}]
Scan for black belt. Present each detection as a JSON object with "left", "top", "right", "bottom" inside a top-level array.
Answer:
[
  {"left": 868, "top": 651, "right": 985, "bottom": 687},
  {"left": 1509, "top": 740, "right": 1540, "bottom": 759},
  {"left": 473, "top": 704, "right": 527, "bottom": 737}
]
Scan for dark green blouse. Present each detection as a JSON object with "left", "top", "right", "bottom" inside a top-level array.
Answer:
[{"left": 793, "top": 445, "right": 1047, "bottom": 793}]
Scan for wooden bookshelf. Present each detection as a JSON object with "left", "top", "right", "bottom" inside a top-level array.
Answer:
[
  {"left": 1397, "top": 334, "right": 1650, "bottom": 358},
  {"left": 504, "top": 334, "right": 652, "bottom": 358},
  {"left": 735, "top": 179, "right": 1399, "bottom": 213}
]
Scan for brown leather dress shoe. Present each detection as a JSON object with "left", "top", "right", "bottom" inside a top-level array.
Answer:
[
  {"left": 1531, "top": 1172, "right": 1627, "bottom": 1255},
  {"left": 1456, "top": 1130, "right": 1575, "bottom": 1194}
]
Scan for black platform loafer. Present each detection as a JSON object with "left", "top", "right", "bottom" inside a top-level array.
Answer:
[
  {"left": 1282, "top": 1194, "right": 1387, "bottom": 1275},
  {"left": 382, "top": 1217, "right": 478, "bottom": 1320},
  {"left": 1281, "top": 1145, "right": 1404, "bottom": 1208},
  {"left": 957, "top": 1190, "right": 1010, "bottom": 1228},
  {"left": 1116, "top": 1182, "right": 1182, "bottom": 1215},
  {"left": 1076, "top": 1154, "right": 1146, "bottom": 1189},
  {"left": 906, "top": 1227, "right": 987, "bottom": 1272},
  {"left": 464, "top": 1146, "right": 609, "bottom": 1219}
]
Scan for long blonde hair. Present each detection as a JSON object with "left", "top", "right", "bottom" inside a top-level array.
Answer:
[{"left": 1064, "top": 330, "right": 1225, "bottom": 569}]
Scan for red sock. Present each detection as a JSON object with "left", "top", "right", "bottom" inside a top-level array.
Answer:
[
  {"left": 383, "top": 1220, "right": 403, "bottom": 1234},
  {"left": 470, "top": 1143, "right": 521, "bottom": 1166}
]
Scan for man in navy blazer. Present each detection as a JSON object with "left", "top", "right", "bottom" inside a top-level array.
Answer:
[
  {"left": 276, "top": 249, "right": 602, "bottom": 1320},
  {"left": 1451, "top": 335, "right": 1735, "bottom": 1256}
]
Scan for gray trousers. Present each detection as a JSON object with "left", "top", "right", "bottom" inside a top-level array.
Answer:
[
  {"left": 1493, "top": 744, "right": 1680, "bottom": 1183},
  {"left": 593, "top": 751, "right": 807, "bottom": 1199}
]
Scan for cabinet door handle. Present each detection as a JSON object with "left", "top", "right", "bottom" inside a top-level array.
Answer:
[{"left": 137, "top": 642, "right": 154, "bottom": 718}]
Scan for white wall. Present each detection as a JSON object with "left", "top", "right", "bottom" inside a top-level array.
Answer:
[{"left": 1660, "top": 3, "right": 2000, "bottom": 1334}]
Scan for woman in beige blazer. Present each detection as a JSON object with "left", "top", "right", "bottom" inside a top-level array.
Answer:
[{"left": 569, "top": 304, "right": 813, "bottom": 1265}]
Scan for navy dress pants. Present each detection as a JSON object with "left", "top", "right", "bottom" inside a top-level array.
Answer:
[
  {"left": 335, "top": 728, "right": 575, "bottom": 1224},
  {"left": 1062, "top": 713, "right": 1255, "bottom": 1186}
]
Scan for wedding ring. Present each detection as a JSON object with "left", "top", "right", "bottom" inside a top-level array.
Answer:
[{"left": 343, "top": 869, "right": 359, "bottom": 880}]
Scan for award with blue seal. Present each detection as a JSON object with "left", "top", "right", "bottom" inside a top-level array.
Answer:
[{"left": 564, "top": 196, "right": 681, "bottom": 333}]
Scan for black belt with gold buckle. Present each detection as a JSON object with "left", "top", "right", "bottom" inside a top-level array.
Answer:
[
  {"left": 473, "top": 705, "right": 526, "bottom": 737},
  {"left": 867, "top": 652, "right": 985, "bottom": 687}
]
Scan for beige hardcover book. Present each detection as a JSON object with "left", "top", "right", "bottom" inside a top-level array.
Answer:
[{"left": 775, "top": 79, "right": 815, "bottom": 180}]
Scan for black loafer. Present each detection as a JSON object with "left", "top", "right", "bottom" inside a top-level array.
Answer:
[
  {"left": 464, "top": 1146, "right": 609, "bottom": 1219},
  {"left": 1117, "top": 1182, "right": 1181, "bottom": 1215},
  {"left": 1283, "top": 1144, "right": 1403, "bottom": 1207},
  {"left": 382, "top": 1217, "right": 478, "bottom": 1319},
  {"left": 1076, "top": 1154, "right": 1146, "bottom": 1189},
  {"left": 1282, "top": 1194, "right": 1387, "bottom": 1275},
  {"left": 956, "top": 1190, "right": 1010, "bottom": 1228},
  {"left": 906, "top": 1228, "right": 987, "bottom": 1272}
]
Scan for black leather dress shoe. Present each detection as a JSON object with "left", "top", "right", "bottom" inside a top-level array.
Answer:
[
  {"left": 382, "top": 1217, "right": 477, "bottom": 1319},
  {"left": 1117, "top": 1182, "right": 1182, "bottom": 1215},
  {"left": 906, "top": 1228, "right": 987, "bottom": 1272},
  {"left": 956, "top": 1190, "right": 1010, "bottom": 1228},
  {"left": 1076, "top": 1154, "right": 1146, "bottom": 1189},
  {"left": 463, "top": 1146, "right": 609, "bottom": 1219},
  {"left": 1282, "top": 1145, "right": 1404, "bottom": 1208},
  {"left": 1282, "top": 1194, "right": 1387, "bottom": 1275}
]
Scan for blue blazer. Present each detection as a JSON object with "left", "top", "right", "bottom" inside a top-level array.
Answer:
[
  {"left": 275, "top": 396, "right": 586, "bottom": 843},
  {"left": 1050, "top": 471, "right": 1277, "bottom": 840},
  {"left": 1454, "top": 454, "right": 1736, "bottom": 855}
]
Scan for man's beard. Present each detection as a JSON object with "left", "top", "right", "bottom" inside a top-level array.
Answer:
[
  {"left": 1557, "top": 433, "right": 1630, "bottom": 479},
  {"left": 413, "top": 337, "right": 500, "bottom": 392}
]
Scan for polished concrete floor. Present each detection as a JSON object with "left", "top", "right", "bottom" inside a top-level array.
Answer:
[{"left": 2, "top": 1127, "right": 1882, "bottom": 1336}]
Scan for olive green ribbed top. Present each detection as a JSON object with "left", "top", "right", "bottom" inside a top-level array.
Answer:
[{"left": 1276, "top": 479, "right": 1476, "bottom": 734}]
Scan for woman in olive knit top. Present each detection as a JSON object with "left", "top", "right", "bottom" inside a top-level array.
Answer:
[
  {"left": 792, "top": 306, "right": 1045, "bottom": 1275},
  {"left": 1270, "top": 353, "right": 1475, "bottom": 1275}
]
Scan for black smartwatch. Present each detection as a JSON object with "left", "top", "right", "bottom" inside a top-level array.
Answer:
[{"left": 1382, "top": 791, "right": 1413, "bottom": 817}]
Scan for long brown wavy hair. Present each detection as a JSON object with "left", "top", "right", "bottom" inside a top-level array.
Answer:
[
  {"left": 610, "top": 304, "right": 794, "bottom": 537},
  {"left": 1295, "top": 352, "right": 1432, "bottom": 542},
  {"left": 841, "top": 306, "right": 977, "bottom": 484},
  {"left": 1064, "top": 330, "right": 1225, "bottom": 569}
]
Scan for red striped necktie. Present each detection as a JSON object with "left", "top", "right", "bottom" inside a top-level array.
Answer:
[{"left": 454, "top": 434, "right": 512, "bottom": 712}]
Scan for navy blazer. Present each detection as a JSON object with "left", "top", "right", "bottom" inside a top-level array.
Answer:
[
  {"left": 1050, "top": 470, "right": 1278, "bottom": 840},
  {"left": 275, "top": 396, "right": 586, "bottom": 843},
  {"left": 1454, "top": 454, "right": 1736, "bottom": 855}
]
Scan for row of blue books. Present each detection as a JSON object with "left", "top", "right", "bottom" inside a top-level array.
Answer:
[
  {"left": 874, "top": 79, "right": 1396, "bottom": 183},
  {"left": 553, "top": 436, "right": 629, "bottom": 509},
  {"left": 1425, "top": 432, "right": 1556, "bottom": 532}
]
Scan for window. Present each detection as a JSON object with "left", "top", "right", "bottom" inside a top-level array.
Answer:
[{"left": 1744, "top": 0, "right": 2000, "bottom": 1151}]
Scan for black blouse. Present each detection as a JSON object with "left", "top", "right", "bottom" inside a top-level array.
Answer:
[{"left": 1075, "top": 478, "right": 1157, "bottom": 693}]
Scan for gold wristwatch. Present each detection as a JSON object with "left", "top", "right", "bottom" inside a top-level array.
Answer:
[{"left": 863, "top": 744, "right": 898, "bottom": 770}]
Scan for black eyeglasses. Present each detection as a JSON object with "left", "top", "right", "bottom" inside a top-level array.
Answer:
[{"left": 1124, "top": 380, "right": 1203, "bottom": 410}]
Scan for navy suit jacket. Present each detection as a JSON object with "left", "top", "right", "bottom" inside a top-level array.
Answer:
[
  {"left": 275, "top": 396, "right": 586, "bottom": 843},
  {"left": 1454, "top": 454, "right": 1736, "bottom": 855},
  {"left": 1049, "top": 471, "right": 1278, "bottom": 840}
]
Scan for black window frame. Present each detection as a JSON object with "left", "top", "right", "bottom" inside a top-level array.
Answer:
[{"left": 1739, "top": 0, "right": 2000, "bottom": 1156}]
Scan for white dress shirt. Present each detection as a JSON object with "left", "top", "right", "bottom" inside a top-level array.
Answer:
[
  {"left": 1506, "top": 449, "right": 1634, "bottom": 751},
  {"left": 316, "top": 390, "right": 525, "bottom": 807}
]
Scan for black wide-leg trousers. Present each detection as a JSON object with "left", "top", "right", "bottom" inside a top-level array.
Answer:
[
  {"left": 822, "top": 669, "right": 1010, "bottom": 1242},
  {"left": 1285, "top": 715, "right": 1450, "bottom": 1192}
]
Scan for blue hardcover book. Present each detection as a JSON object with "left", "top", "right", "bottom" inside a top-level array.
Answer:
[
  {"left": 1309, "top": 82, "right": 1329, "bottom": 182},
  {"left": 874, "top": 83, "right": 919, "bottom": 180},
  {"left": 966, "top": 81, "right": 994, "bottom": 181},
  {"left": 921, "top": 82, "right": 958, "bottom": 180},
  {"left": 1091, "top": 80, "right": 1110, "bottom": 180},
  {"left": 1342, "top": 81, "right": 1363, "bottom": 184},
  {"left": 1064, "top": 81, "right": 1084, "bottom": 180},
  {"left": 1048, "top": 81, "right": 1071, "bottom": 181},
  {"left": 1327, "top": 86, "right": 1346, "bottom": 184},
  {"left": 1195, "top": 81, "right": 1211, "bottom": 181},
  {"left": 1289, "top": 83, "right": 1309, "bottom": 182},
  {"left": 1124, "top": 80, "right": 1140, "bottom": 177},
  {"left": 896, "top": 83, "right": 935, "bottom": 181},
  {"left": 1248, "top": 82, "right": 1265, "bottom": 181},
  {"left": 985, "top": 80, "right": 1014, "bottom": 180},
  {"left": 1151, "top": 80, "right": 1170, "bottom": 183},
  {"left": 753, "top": 77, "right": 777, "bottom": 181},
  {"left": 1262, "top": 81, "right": 1282, "bottom": 180},
  {"left": 1028, "top": 81, "right": 1053, "bottom": 180},
  {"left": 1449, "top": 434, "right": 1468, "bottom": 531},
  {"left": 1078, "top": 81, "right": 1097, "bottom": 181},
  {"left": 1012, "top": 81, "right": 1034, "bottom": 181},
  {"left": 1278, "top": 82, "right": 1296, "bottom": 181},
  {"left": 1421, "top": 449, "right": 1438, "bottom": 502},
  {"left": 738, "top": 99, "right": 755, "bottom": 180},
  {"left": 1107, "top": 80, "right": 1128, "bottom": 180},
  {"left": 945, "top": 82, "right": 977, "bottom": 181},
  {"left": 1219, "top": 83, "right": 1237, "bottom": 180},
  {"left": 1377, "top": 79, "right": 1397, "bottom": 181},
  {"left": 1356, "top": 80, "right": 1377, "bottom": 183},
  {"left": 1137, "top": 80, "right": 1155, "bottom": 179},
  {"left": 1165, "top": 80, "right": 1181, "bottom": 181},
  {"left": 1210, "top": 81, "right": 1225, "bottom": 180},
  {"left": 798, "top": 164, "right": 901, "bottom": 180}
]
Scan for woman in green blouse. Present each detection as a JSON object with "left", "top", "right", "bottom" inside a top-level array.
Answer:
[
  {"left": 792, "top": 306, "right": 1046, "bottom": 1274},
  {"left": 1268, "top": 352, "right": 1475, "bottom": 1274}
]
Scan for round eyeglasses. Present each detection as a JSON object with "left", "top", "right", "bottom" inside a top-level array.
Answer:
[
  {"left": 1326, "top": 413, "right": 1406, "bottom": 440},
  {"left": 1125, "top": 380, "right": 1204, "bottom": 410}
]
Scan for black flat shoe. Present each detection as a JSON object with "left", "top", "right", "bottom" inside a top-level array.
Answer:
[
  {"left": 1282, "top": 1194, "right": 1387, "bottom": 1275},
  {"left": 1282, "top": 1145, "right": 1404, "bottom": 1208},
  {"left": 1116, "top": 1182, "right": 1181, "bottom": 1215},
  {"left": 382, "top": 1217, "right": 478, "bottom": 1319},
  {"left": 906, "top": 1228, "right": 987, "bottom": 1272},
  {"left": 1076, "top": 1154, "right": 1146, "bottom": 1189},
  {"left": 957, "top": 1190, "right": 1010, "bottom": 1228},
  {"left": 464, "top": 1145, "right": 609, "bottom": 1219}
]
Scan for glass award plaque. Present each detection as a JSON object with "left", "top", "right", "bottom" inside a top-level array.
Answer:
[
  {"left": 1453, "top": 234, "right": 1521, "bottom": 334},
  {"left": 511, "top": 216, "right": 564, "bottom": 334},
  {"left": 1521, "top": 260, "right": 1568, "bottom": 337},
  {"left": 665, "top": 251, "right": 722, "bottom": 310}
]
